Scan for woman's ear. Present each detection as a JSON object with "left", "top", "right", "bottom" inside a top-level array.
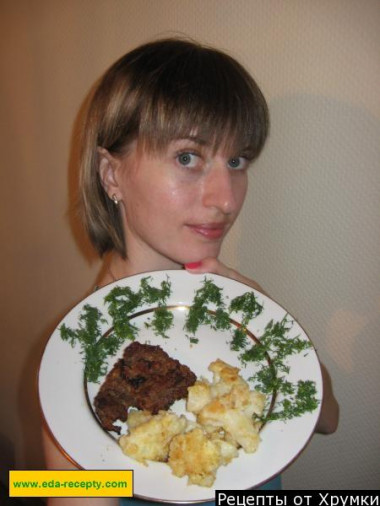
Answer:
[{"left": 97, "top": 147, "right": 121, "bottom": 200}]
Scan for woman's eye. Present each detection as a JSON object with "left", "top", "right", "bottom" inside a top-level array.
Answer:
[
  {"left": 177, "top": 152, "right": 199, "bottom": 168},
  {"left": 227, "top": 157, "right": 248, "bottom": 170}
]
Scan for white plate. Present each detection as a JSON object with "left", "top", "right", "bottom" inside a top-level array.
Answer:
[{"left": 39, "top": 271, "right": 322, "bottom": 502}]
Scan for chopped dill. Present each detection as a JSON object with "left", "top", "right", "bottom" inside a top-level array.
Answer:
[
  {"left": 185, "top": 303, "right": 211, "bottom": 334},
  {"left": 140, "top": 277, "right": 174, "bottom": 338},
  {"left": 266, "top": 381, "right": 319, "bottom": 421},
  {"left": 229, "top": 291, "right": 263, "bottom": 351},
  {"left": 243, "top": 315, "right": 319, "bottom": 421},
  {"left": 148, "top": 306, "right": 174, "bottom": 339},
  {"left": 60, "top": 275, "right": 320, "bottom": 421},
  {"left": 212, "top": 307, "right": 232, "bottom": 331},
  {"left": 60, "top": 304, "right": 124, "bottom": 383},
  {"left": 60, "top": 277, "right": 174, "bottom": 382},
  {"left": 184, "top": 278, "right": 230, "bottom": 335},
  {"left": 230, "top": 327, "right": 248, "bottom": 351},
  {"left": 139, "top": 277, "right": 171, "bottom": 304},
  {"left": 229, "top": 291, "right": 263, "bottom": 321},
  {"left": 242, "top": 316, "right": 312, "bottom": 370},
  {"left": 251, "top": 366, "right": 293, "bottom": 396},
  {"left": 192, "top": 278, "right": 225, "bottom": 306},
  {"left": 104, "top": 286, "right": 140, "bottom": 341}
]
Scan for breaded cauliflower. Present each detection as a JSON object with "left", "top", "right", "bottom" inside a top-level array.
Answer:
[
  {"left": 126, "top": 409, "right": 152, "bottom": 429},
  {"left": 186, "top": 380, "right": 212, "bottom": 414},
  {"left": 198, "top": 398, "right": 260, "bottom": 452},
  {"left": 189, "top": 360, "right": 266, "bottom": 453},
  {"left": 209, "top": 359, "right": 245, "bottom": 395},
  {"left": 118, "top": 359, "right": 265, "bottom": 487},
  {"left": 168, "top": 427, "right": 237, "bottom": 487},
  {"left": 119, "top": 410, "right": 187, "bottom": 465}
]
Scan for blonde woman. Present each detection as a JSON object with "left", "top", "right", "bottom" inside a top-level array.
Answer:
[{"left": 43, "top": 38, "right": 339, "bottom": 506}]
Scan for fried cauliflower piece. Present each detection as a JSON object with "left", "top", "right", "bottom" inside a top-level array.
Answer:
[
  {"left": 187, "top": 380, "right": 212, "bottom": 413},
  {"left": 119, "top": 410, "right": 187, "bottom": 465},
  {"left": 198, "top": 398, "right": 260, "bottom": 453},
  {"left": 212, "top": 437, "right": 239, "bottom": 466},
  {"left": 226, "top": 382, "right": 266, "bottom": 419},
  {"left": 168, "top": 427, "right": 237, "bottom": 487},
  {"left": 126, "top": 409, "right": 152, "bottom": 429},
  {"left": 190, "top": 360, "right": 266, "bottom": 454},
  {"left": 209, "top": 359, "right": 245, "bottom": 396}
]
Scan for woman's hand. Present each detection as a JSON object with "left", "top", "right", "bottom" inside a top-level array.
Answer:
[
  {"left": 185, "top": 257, "right": 339, "bottom": 435},
  {"left": 185, "top": 257, "right": 266, "bottom": 293}
]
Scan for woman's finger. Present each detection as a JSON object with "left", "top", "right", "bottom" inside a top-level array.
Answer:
[{"left": 184, "top": 258, "right": 265, "bottom": 293}]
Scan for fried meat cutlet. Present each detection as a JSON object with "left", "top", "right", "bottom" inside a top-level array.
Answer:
[{"left": 94, "top": 342, "right": 196, "bottom": 433}]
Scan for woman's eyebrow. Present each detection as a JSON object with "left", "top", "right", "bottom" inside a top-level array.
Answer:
[
  {"left": 172, "top": 136, "right": 254, "bottom": 158},
  {"left": 173, "top": 135, "right": 209, "bottom": 146}
]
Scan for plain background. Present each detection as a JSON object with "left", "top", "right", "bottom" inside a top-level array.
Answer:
[{"left": 1, "top": 0, "right": 379, "bottom": 492}]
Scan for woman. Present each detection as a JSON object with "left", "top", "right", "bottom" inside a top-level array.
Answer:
[{"left": 43, "top": 38, "right": 339, "bottom": 505}]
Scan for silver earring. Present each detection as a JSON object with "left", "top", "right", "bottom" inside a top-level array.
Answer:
[{"left": 111, "top": 194, "right": 119, "bottom": 205}]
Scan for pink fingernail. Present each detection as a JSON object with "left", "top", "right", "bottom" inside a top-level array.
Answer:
[{"left": 184, "top": 261, "right": 202, "bottom": 269}]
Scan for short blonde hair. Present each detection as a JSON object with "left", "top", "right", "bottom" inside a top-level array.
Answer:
[{"left": 80, "top": 38, "right": 269, "bottom": 258}]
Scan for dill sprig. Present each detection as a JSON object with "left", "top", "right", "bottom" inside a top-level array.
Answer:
[
  {"left": 266, "top": 380, "right": 319, "bottom": 421},
  {"left": 229, "top": 291, "right": 263, "bottom": 319},
  {"left": 242, "top": 315, "right": 319, "bottom": 421},
  {"left": 140, "top": 277, "right": 174, "bottom": 338},
  {"left": 184, "top": 278, "right": 231, "bottom": 335},
  {"left": 230, "top": 327, "right": 248, "bottom": 351},
  {"left": 229, "top": 291, "right": 263, "bottom": 350},
  {"left": 105, "top": 276, "right": 174, "bottom": 339},
  {"left": 243, "top": 315, "right": 312, "bottom": 373},
  {"left": 139, "top": 277, "right": 171, "bottom": 304},
  {"left": 60, "top": 304, "right": 124, "bottom": 383},
  {"left": 104, "top": 286, "right": 141, "bottom": 341},
  {"left": 60, "top": 277, "right": 174, "bottom": 382}
]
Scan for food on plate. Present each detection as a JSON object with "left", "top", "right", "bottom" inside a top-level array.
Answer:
[
  {"left": 189, "top": 359, "right": 265, "bottom": 453},
  {"left": 168, "top": 426, "right": 238, "bottom": 487},
  {"left": 94, "top": 342, "right": 196, "bottom": 432},
  {"left": 119, "top": 410, "right": 188, "bottom": 465},
  {"left": 118, "top": 359, "right": 265, "bottom": 487}
]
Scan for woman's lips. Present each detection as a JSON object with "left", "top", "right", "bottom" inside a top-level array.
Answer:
[{"left": 187, "top": 223, "right": 227, "bottom": 240}]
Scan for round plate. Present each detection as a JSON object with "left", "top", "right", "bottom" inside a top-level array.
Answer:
[{"left": 39, "top": 270, "right": 322, "bottom": 503}]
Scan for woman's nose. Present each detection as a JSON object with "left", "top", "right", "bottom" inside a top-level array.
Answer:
[{"left": 202, "top": 165, "right": 237, "bottom": 215}]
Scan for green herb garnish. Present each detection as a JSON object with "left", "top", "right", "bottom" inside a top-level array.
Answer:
[
  {"left": 229, "top": 291, "right": 263, "bottom": 350},
  {"left": 60, "top": 304, "right": 123, "bottom": 383},
  {"left": 140, "top": 277, "right": 174, "bottom": 338},
  {"left": 184, "top": 278, "right": 231, "bottom": 335},
  {"left": 230, "top": 291, "right": 263, "bottom": 319},
  {"left": 105, "top": 276, "right": 174, "bottom": 340},
  {"left": 60, "top": 277, "right": 174, "bottom": 382},
  {"left": 139, "top": 277, "right": 171, "bottom": 304},
  {"left": 147, "top": 306, "right": 174, "bottom": 339},
  {"left": 242, "top": 315, "right": 319, "bottom": 421},
  {"left": 104, "top": 286, "right": 141, "bottom": 341},
  {"left": 266, "top": 380, "right": 319, "bottom": 421},
  {"left": 60, "top": 275, "right": 320, "bottom": 421}
]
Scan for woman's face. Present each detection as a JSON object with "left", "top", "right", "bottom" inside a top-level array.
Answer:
[{"left": 113, "top": 137, "right": 250, "bottom": 269}]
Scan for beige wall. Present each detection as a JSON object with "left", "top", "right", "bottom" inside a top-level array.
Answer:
[{"left": 1, "top": 0, "right": 379, "bottom": 490}]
